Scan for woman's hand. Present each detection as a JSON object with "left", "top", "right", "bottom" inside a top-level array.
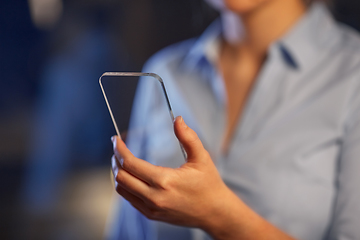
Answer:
[
  {"left": 111, "top": 116, "right": 232, "bottom": 230},
  {"left": 111, "top": 116, "right": 296, "bottom": 240}
]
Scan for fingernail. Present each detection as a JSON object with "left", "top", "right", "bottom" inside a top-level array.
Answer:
[
  {"left": 112, "top": 136, "right": 117, "bottom": 148},
  {"left": 175, "top": 116, "right": 182, "bottom": 124},
  {"left": 119, "top": 157, "right": 124, "bottom": 168},
  {"left": 178, "top": 116, "right": 187, "bottom": 129}
]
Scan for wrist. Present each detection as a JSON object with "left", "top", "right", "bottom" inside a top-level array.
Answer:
[
  {"left": 200, "top": 187, "right": 293, "bottom": 240},
  {"left": 200, "top": 186, "right": 250, "bottom": 239}
]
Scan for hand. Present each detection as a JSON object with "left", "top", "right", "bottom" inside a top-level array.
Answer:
[
  {"left": 111, "top": 116, "right": 296, "bottom": 240},
  {"left": 111, "top": 116, "right": 232, "bottom": 229}
]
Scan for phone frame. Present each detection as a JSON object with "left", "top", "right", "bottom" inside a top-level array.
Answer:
[
  {"left": 99, "top": 72, "right": 175, "bottom": 138},
  {"left": 99, "top": 72, "right": 186, "bottom": 159}
]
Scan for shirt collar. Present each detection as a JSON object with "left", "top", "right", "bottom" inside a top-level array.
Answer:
[
  {"left": 182, "top": 19, "right": 222, "bottom": 71},
  {"left": 279, "top": 2, "right": 341, "bottom": 71},
  {"left": 182, "top": 2, "right": 341, "bottom": 72}
]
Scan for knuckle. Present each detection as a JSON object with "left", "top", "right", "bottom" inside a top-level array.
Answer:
[
  {"left": 148, "top": 195, "right": 167, "bottom": 210},
  {"left": 145, "top": 209, "right": 159, "bottom": 220},
  {"left": 154, "top": 171, "right": 171, "bottom": 189},
  {"left": 121, "top": 155, "right": 135, "bottom": 170},
  {"left": 202, "top": 150, "right": 211, "bottom": 160},
  {"left": 121, "top": 155, "right": 133, "bottom": 170},
  {"left": 187, "top": 133, "right": 199, "bottom": 144}
]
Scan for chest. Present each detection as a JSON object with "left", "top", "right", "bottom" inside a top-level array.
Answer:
[
  {"left": 218, "top": 48, "right": 263, "bottom": 152},
  {"left": 166, "top": 59, "right": 351, "bottom": 239},
  {"left": 145, "top": 52, "right": 353, "bottom": 239}
]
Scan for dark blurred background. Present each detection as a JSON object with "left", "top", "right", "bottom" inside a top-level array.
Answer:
[{"left": 0, "top": 0, "right": 359, "bottom": 239}]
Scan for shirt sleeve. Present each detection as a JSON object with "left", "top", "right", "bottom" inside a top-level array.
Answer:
[{"left": 326, "top": 80, "right": 360, "bottom": 240}]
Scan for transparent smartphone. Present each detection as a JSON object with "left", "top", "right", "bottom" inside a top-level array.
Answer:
[{"left": 99, "top": 72, "right": 186, "bottom": 160}]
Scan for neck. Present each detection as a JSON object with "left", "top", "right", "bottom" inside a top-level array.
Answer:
[{"left": 221, "top": 0, "right": 306, "bottom": 58}]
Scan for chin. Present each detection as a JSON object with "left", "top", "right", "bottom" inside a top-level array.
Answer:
[{"left": 223, "top": 0, "right": 270, "bottom": 14}]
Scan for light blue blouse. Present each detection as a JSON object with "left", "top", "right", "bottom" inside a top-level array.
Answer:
[{"left": 112, "top": 3, "right": 360, "bottom": 240}]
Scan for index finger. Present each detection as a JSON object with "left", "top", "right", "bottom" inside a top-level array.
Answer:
[{"left": 112, "top": 136, "right": 162, "bottom": 186}]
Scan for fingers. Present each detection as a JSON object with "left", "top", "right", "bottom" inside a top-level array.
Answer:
[
  {"left": 116, "top": 185, "right": 159, "bottom": 220},
  {"left": 111, "top": 155, "right": 151, "bottom": 198},
  {"left": 111, "top": 136, "right": 161, "bottom": 186},
  {"left": 173, "top": 116, "right": 207, "bottom": 162},
  {"left": 115, "top": 182, "right": 144, "bottom": 206},
  {"left": 111, "top": 153, "right": 121, "bottom": 177}
]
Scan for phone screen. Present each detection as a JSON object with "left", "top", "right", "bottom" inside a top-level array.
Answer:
[{"left": 99, "top": 72, "right": 186, "bottom": 159}]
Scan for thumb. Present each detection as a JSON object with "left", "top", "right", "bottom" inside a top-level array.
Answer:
[{"left": 174, "top": 116, "right": 207, "bottom": 162}]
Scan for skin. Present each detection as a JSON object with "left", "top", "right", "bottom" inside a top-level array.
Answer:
[
  {"left": 112, "top": 0, "right": 308, "bottom": 238},
  {"left": 216, "top": 0, "right": 306, "bottom": 152},
  {"left": 112, "top": 118, "right": 295, "bottom": 239}
]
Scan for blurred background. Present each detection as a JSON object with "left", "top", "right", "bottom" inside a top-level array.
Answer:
[{"left": 0, "top": 0, "right": 359, "bottom": 239}]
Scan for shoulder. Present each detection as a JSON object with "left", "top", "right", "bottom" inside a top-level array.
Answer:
[
  {"left": 134, "top": 37, "right": 198, "bottom": 111},
  {"left": 321, "top": 22, "right": 360, "bottom": 89},
  {"left": 332, "top": 23, "right": 360, "bottom": 125},
  {"left": 142, "top": 38, "right": 196, "bottom": 74},
  {"left": 335, "top": 23, "right": 360, "bottom": 69}
]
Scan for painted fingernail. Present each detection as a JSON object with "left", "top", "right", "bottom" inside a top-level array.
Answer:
[
  {"left": 111, "top": 136, "right": 115, "bottom": 142},
  {"left": 112, "top": 136, "right": 117, "bottom": 148}
]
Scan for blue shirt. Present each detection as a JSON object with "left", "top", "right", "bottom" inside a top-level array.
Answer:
[{"left": 111, "top": 3, "right": 360, "bottom": 240}]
